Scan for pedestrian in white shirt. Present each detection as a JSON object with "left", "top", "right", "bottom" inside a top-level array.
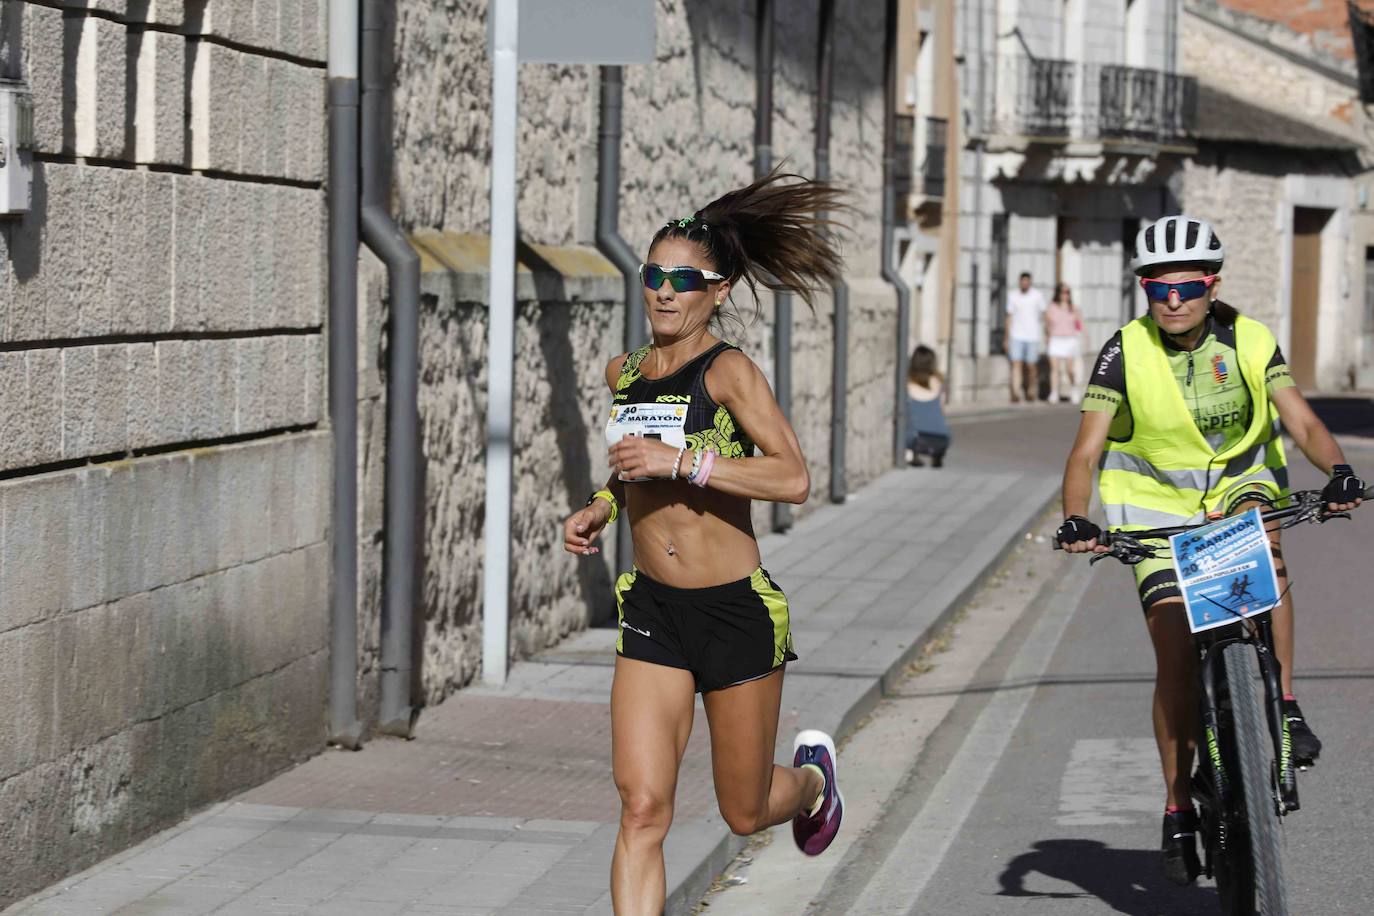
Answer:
[{"left": 1006, "top": 271, "right": 1046, "bottom": 402}]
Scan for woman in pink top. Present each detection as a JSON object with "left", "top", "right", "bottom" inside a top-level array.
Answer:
[{"left": 1045, "top": 283, "right": 1083, "bottom": 402}]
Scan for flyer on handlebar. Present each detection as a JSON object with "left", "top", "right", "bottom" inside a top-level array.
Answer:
[{"left": 1169, "top": 508, "right": 1282, "bottom": 634}]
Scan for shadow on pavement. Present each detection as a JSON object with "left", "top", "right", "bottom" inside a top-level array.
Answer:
[{"left": 997, "top": 839, "right": 1217, "bottom": 915}]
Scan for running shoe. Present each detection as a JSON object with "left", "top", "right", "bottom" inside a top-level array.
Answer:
[
  {"left": 1283, "top": 698, "right": 1322, "bottom": 766},
  {"left": 792, "top": 729, "right": 843, "bottom": 856},
  {"left": 1160, "top": 809, "right": 1201, "bottom": 886}
]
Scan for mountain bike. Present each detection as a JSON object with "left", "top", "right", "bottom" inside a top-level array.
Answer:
[{"left": 1057, "top": 487, "right": 1365, "bottom": 916}]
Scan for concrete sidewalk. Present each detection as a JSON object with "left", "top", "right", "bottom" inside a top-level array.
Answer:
[{"left": 6, "top": 463, "right": 1060, "bottom": 916}]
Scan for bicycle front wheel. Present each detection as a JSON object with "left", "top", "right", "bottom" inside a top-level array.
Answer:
[{"left": 1223, "top": 643, "right": 1288, "bottom": 916}]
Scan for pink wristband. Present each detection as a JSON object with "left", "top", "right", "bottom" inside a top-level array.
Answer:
[{"left": 690, "top": 450, "right": 716, "bottom": 487}]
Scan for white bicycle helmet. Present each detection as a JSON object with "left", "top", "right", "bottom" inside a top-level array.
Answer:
[{"left": 1131, "top": 216, "right": 1225, "bottom": 275}]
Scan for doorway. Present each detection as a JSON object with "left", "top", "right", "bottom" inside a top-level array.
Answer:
[{"left": 1290, "top": 208, "right": 1329, "bottom": 390}]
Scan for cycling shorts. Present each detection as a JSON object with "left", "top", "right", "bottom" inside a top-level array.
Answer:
[{"left": 614, "top": 567, "right": 797, "bottom": 692}]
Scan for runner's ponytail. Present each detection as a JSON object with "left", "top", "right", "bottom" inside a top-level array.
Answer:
[{"left": 652, "top": 166, "right": 848, "bottom": 322}]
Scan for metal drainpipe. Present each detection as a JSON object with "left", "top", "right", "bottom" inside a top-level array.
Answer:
[
  {"left": 817, "top": 0, "right": 847, "bottom": 503},
  {"left": 970, "top": 0, "right": 987, "bottom": 397},
  {"left": 361, "top": 0, "right": 420, "bottom": 737},
  {"left": 596, "top": 66, "right": 644, "bottom": 578},
  {"left": 756, "top": 0, "right": 793, "bottom": 532},
  {"left": 326, "top": 0, "right": 363, "bottom": 749},
  {"left": 882, "top": 0, "right": 911, "bottom": 468}
]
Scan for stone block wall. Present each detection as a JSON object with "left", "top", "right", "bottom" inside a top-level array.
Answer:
[
  {"left": 0, "top": 0, "right": 327, "bottom": 905},
  {"left": 361, "top": 0, "right": 902, "bottom": 706}
]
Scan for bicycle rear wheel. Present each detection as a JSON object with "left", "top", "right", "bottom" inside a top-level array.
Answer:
[{"left": 1223, "top": 643, "right": 1288, "bottom": 915}]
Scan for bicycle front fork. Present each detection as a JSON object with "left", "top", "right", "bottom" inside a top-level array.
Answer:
[
  {"left": 1196, "top": 622, "right": 1299, "bottom": 817},
  {"left": 1252, "top": 617, "right": 1299, "bottom": 815}
]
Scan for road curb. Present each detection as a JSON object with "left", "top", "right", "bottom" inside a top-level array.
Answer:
[{"left": 664, "top": 479, "right": 1062, "bottom": 914}]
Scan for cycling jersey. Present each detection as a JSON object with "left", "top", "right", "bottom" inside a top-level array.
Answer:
[
  {"left": 1083, "top": 316, "right": 1293, "bottom": 453},
  {"left": 1085, "top": 312, "right": 1291, "bottom": 532}
]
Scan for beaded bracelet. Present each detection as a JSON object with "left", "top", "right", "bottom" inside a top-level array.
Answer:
[
  {"left": 684, "top": 448, "right": 704, "bottom": 483},
  {"left": 670, "top": 446, "right": 687, "bottom": 481}
]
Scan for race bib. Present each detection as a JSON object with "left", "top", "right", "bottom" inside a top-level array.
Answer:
[
  {"left": 605, "top": 403, "right": 689, "bottom": 482},
  {"left": 1169, "top": 508, "right": 1281, "bottom": 633}
]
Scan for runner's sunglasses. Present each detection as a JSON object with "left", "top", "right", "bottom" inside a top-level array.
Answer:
[
  {"left": 1139, "top": 275, "right": 1219, "bottom": 302},
  {"left": 640, "top": 263, "right": 726, "bottom": 293}
]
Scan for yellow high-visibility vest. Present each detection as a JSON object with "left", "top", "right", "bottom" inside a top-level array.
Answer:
[{"left": 1099, "top": 315, "right": 1288, "bottom": 530}]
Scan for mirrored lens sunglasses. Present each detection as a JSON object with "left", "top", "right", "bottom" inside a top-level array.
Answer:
[
  {"left": 1139, "top": 275, "right": 1219, "bottom": 302},
  {"left": 640, "top": 263, "right": 725, "bottom": 293}
]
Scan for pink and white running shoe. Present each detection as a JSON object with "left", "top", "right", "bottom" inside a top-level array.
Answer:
[{"left": 791, "top": 729, "right": 843, "bottom": 856}]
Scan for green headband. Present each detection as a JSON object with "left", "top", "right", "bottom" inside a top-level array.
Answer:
[{"left": 666, "top": 216, "right": 709, "bottom": 231}]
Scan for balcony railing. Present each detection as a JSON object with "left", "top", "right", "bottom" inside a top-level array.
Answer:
[
  {"left": 1095, "top": 65, "right": 1196, "bottom": 140},
  {"left": 920, "top": 116, "right": 947, "bottom": 199},
  {"left": 987, "top": 56, "right": 1196, "bottom": 143},
  {"left": 994, "top": 55, "right": 1077, "bottom": 137}
]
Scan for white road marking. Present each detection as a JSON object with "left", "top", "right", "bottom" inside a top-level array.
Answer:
[
  {"left": 1057, "top": 738, "right": 1162, "bottom": 826},
  {"left": 847, "top": 564, "right": 1089, "bottom": 914}
]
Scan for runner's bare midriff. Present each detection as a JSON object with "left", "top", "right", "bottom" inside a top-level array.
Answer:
[{"left": 626, "top": 481, "right": 760, "bottom": 588}]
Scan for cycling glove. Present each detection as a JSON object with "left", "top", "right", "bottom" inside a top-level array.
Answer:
[{"left": 1057, "top": 515, "right": 1101, "bottom": 546}]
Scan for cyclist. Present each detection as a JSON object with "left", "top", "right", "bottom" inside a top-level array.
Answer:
[
  {"left": 1054, "top": 215, "right": 1365, "bottom": 886},
  {"left": 562, "top": 170, "right": 847, "bottom": 915}
]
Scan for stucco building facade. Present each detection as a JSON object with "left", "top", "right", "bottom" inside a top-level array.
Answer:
[{"left": 948, "top": 0, "right": 1192, "bottom": 402}]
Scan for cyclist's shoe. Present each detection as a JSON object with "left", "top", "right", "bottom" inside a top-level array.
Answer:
[
  {"left": 792, "top": 730, "right": 843, "bottom": 856},
  {"left": 1283, "top": 698, "right": 1322, "bottom": 766},
  {"left": 1160, "top": 809, "right": 1201, "bottom": 886}
]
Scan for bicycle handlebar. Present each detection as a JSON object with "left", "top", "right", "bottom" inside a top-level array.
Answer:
[{"left": 1052, "top": 487, "right": 1369, "bottom": 565}]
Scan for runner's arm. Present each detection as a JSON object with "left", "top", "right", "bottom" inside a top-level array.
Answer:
[
  {"left": 599, "top": 355, "right": 629, "bottom": 505},
  {"left": 564, "top": 358, "right": 630, "bottom": 555},
  {"left": 697, "top": 349, "right": 810, "bottom": 504}
]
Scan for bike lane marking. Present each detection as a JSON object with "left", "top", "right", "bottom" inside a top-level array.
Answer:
[
  {"left": 1057, "top": 738, "right": 1161, "bottom": 826},
  {"left": 844, "top": 554, "right": 1094, "bottom": 915}
]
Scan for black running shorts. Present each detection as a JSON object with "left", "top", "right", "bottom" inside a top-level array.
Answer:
[{"left": 614, "top": 567, "right": 798, "bottom": 692}]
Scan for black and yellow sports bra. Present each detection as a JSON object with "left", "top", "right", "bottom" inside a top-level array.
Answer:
[{"left": 605, "top": 342, "right": 756, "bottom": 469}]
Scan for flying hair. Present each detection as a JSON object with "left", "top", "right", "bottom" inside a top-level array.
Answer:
[{"left": 650, "top": 166, "right": 850, "bottom": 323}]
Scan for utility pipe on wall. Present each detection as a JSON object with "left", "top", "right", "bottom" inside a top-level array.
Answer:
[
  {"left": 755, "top": 0, "right": 793, "bottom": 532},
  {"left": 882, "top": 0, "right": 912, "bottom": 468},
  {"left": 361, "top": 0, "right": 420, "bottom": 735},
  {"left": 482, "top": 0, "right": 519, "bottom": 686},
  {"left": 817, "top": 0, "right": 848, "bottom": 503},
  {"left": 969, "top": 0, "right": 987, "bottom": 395},
  {"left": 595, "top": 65, "right": 644, "bottom": 578},
  {"left": 326, "top": 0, "right": 363, "bottom": 749}
]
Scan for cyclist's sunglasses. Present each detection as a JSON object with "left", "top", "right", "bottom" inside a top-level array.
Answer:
[
  {"left": 1139, "top": 275, "right": 1219, "bottom": 302},
  {"left": 640, "top": 263, "right": 725, "bottom": 293}
]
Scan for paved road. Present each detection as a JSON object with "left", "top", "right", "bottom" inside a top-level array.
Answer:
[{"left": 705, "top": 432, "right": 1374, "bottom": 915}]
